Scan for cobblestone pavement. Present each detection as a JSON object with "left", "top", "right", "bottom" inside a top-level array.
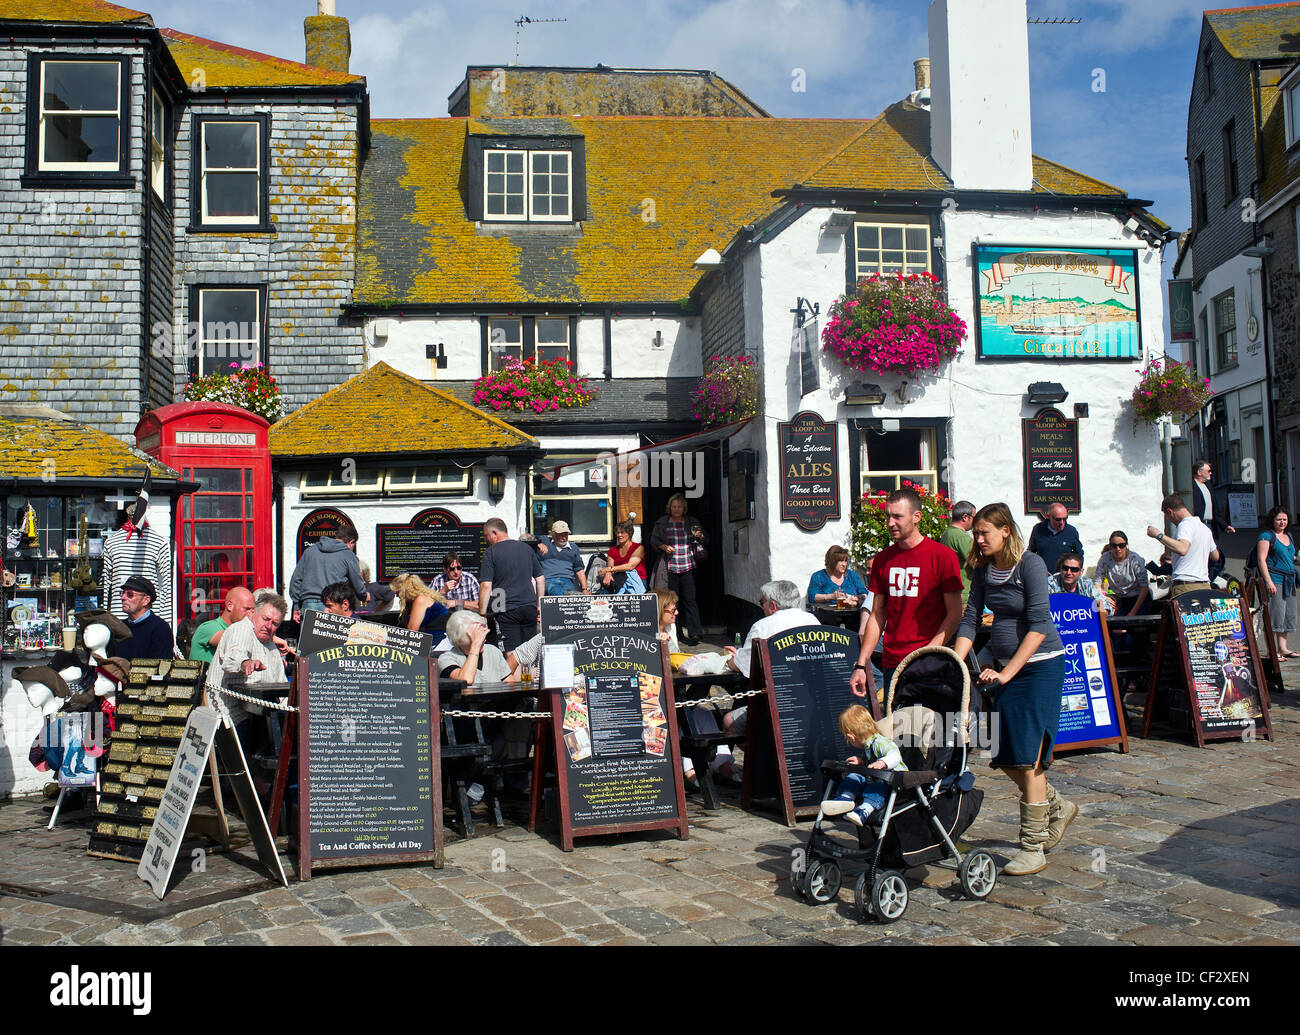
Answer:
[{"left": 2, "top": 688, "right": 1297, "bottom": 947}]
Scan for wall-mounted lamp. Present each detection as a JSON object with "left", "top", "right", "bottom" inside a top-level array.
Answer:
[
  {"left": 485, "top": 454, "right": 509, "bottom": 504},
  {"left": 845, "top": 382, "right": 886, "bottom": 406},
  {"left": 1026, "top": 382, "right": 1068, "bottom": 405}
]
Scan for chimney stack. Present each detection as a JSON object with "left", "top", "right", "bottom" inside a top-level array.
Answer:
[
  {"left": 927, "top": 0, "right": 1032, "bottom": 192},
  {"left": 305, "top": 0, "right": 350, "bottom": 75},
  {"left": 914, "top": 58, "right": 930, "bottom": 90}
]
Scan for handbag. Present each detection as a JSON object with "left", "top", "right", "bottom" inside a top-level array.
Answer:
[{"left": 689, "top": 522, "right": 708, "bottom": 564}]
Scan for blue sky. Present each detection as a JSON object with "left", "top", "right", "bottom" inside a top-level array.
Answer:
[{"left": 142, "top": 0, "right": 1209, "bottom": 231}]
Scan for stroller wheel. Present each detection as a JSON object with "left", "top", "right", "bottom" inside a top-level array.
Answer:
[
  {"left": 959, "top": 850, "right": 997, "bottom": 900},
  {"left": 857, "top": 870, "right": 909, "bottom": 922},
  {"left": 804, "top": 858, "right": 842, "bottom": 904},
  {"left": 790, "top": 853, "right": 810, "bottom": 900}
]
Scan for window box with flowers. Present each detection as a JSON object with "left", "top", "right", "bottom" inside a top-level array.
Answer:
[
  {"left": 822, "top": 272, "right": 967, "bottom": 376},
  {"left": 1130, "top": 357, "right": 1211, "bottom": 430},
  {"left": 691, "top": 355, "right": 758, "bottom": 427},
  {"left": 183, "top": 362, "right": 282, "bottom": 423},
  {"left": 472, "top": 357, "right": 598, "bottom": 413},
  {"left": 849, "top": 481, "right": 954, "bottom": 568}
]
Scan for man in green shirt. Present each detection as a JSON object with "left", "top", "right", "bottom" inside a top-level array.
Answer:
[
  {"left": 189, "top": 586, "right": 255, "bottom": 663},
  {"left": 939, "top": 500, "right": 975, "bottom": 605}
]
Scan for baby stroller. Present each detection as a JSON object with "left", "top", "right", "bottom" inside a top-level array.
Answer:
[{"left": 791, "top": 645, "right": 996, "bottom": 922}]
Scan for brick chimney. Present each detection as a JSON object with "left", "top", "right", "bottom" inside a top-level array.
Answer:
[
  {"left": 928, "top": 0, "right": 1032, "bottom": 191},
  {"left": 305, "top": 0, "right": 350, "bottom": 74}
]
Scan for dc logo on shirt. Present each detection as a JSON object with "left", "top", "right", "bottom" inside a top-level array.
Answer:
[{"left": 889, "top": 567, "right": 920, "bottom": 598}]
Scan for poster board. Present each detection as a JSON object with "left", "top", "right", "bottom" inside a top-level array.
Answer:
[
  {"left": 298, "top": 608, "right": 435, "bottom": 658},
  {"left": 1142, "top": 591, "right": 1272, "bottom": 746},
  {"left": 538, "top": 593, "right": 688, "bottom": 851},
  {"left": 297, "top": 646, "right": 443, "bottom": 877},
  {"left": 777, "top": 411, "right": 840, "bottom": 531},
  {"left": 1022, "top": 407, "right": 1081, "bottom": 515},
  {"left": 1048, "top": 593, "right": 1128, "bottom": 753},
  {"left": 375, "top": 507, "right": 486, "bottom": 583},
  {"left": 296, "top": 508, "right": 356, "bottom": 559},
  {"left": 743, "top": 624, "right": 859, "bottom": 825}
]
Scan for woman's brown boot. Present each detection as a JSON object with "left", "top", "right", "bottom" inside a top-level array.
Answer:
[
  {"left": 1043, "top": 782, "right": 1078, "bottom": 852},
  {"left": 1003, "top": 801, "right": 1050, "bottom": 876}
]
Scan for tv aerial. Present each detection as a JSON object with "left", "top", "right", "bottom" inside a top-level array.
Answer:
[{"left": 514, "top": 15, "right": 567, "bottom": 64}]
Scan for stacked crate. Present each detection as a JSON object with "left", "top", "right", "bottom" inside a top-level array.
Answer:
[{"left": 88, "top": 659, "right": 207, "bottom": 862}]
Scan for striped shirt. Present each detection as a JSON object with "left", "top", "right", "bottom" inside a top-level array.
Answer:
[
  {"left": 101, "top": 527, "right": 172, "bottom": 624},
  {"left": 430, "top": 571, "right": 480, "bottom": 603}
]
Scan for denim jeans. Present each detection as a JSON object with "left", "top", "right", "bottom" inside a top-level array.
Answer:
[
  {"left": 832, "top": 771, "right": 890, "bottom": 814},
  {"left": 545, "top": 577, "right": 576, "bottom": 596}
]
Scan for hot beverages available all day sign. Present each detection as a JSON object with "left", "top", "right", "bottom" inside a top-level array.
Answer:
[
  {"left": 779, "top": 411, "right": 840, "bottom": 532},
  {"left": 1022, "top": 407, "right": 1081, "bottom": 515}
]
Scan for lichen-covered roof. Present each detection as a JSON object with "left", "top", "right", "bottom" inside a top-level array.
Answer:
[
  {"left": 269, "top": 361, "right": 538, "bottom": 459},
  {"left": 356, "top": 116, "right": 872, "bottom": 306},
  {"left": 0, "top": 0, "right": 150, "bottom": 24},
  {"left": 160, "top": 28, "right": 365, "bottom": 89},
  {"left": 0, "top": 410, "right": 179, "bottom": 482},
  {"left": 1260, "top": 63, "right": 1300, "bottom": 203},
  {"left": 1205, "top": 4, "right": 1300, "bottom": 60}
]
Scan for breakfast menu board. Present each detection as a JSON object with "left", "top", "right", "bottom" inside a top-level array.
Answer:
[
  {"left": 297, "top": 644, "right": 442, "bottom": 877},
  {"left": 540, "top": 594, "right": 687, "bottom": 850},
  {"left": 745, "top": 624, "right": 860, "bottom": 823},
  {"left": 1144, "top": 590, "right": 1272, "bottom": 746},
  {"left": 1049, "top": 594, "right": 1128, "bottom": 753}
]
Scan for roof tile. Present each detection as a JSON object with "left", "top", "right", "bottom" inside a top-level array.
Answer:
[
  {"left": 0, "top": 0, "right": 150, "bottom": 24},
  {"left": 1205, "top": 4, "right": 1300, "bottom": 60},
  {"left": 161, "top": 27, "right": 364, "bottom": 89},
  {"left": 0, "top": 411, "right": 179, "bottom": 481}
]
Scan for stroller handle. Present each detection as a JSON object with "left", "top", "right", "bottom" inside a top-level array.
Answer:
[{"left": 884, "top": 644, "right": 972, "bottom": 748}]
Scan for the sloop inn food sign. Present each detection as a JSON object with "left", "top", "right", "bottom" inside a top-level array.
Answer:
[{"left": 973, "top": 245, "right": 1141, "bottom": 360}]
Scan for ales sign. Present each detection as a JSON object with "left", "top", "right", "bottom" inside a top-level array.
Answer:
[{"left": 779, "top": 411, "right": 840, "bottom": 531}]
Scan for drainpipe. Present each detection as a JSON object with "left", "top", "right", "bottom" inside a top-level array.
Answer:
[{"left": 1160, "top": 420, "right": 1174, "bottom": 496}]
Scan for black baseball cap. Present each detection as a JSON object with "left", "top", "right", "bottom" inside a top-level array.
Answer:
[{"left": 121, "top": 575, "right": 158, "bottom": 601}]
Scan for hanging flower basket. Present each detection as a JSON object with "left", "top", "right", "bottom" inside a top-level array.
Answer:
[
  {"left": 849, "top": 481, "right": 954, "bottom": 568},
  {"left": 1130, "top": 357, "right": 1210, "bottom": 427},
  {"left": 691, "top": 355, "right": 758, "bottom": 427},
  {"left": 472, "top": 357, "right": 598, "bottom": 413},
  {"left": 183, "top": 362, "right": 282, "bottom": 422},
  {"left": 822, "top": 272, "right": 966, "bottom": 376}
]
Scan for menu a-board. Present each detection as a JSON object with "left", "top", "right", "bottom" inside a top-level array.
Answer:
[
  {"left": 1143, "top": 591, "right": 1272, "bottom": 746},
  {"left": 375, "top": 508, "right": 485, "bottom": 583},
  {"left": 298, "top": 608, "right": 435, "bottom": 658},
  {"left": 1049, "top": 593, "right": 1128, "bottom": 753},
  {"left": 778, "top": 411, "right": 840, "bottom": 531},
  {"left": 298, "top": 644, "right": 442, "bottom": 876},
  {"left": 538, "top": 593, "right": 687, "bottom": 850},
  {"left": 744, "top": 624, "right": 858, "bottom": 824},
  {"left": 1022, "top": 407, "right": 1081, "bottom": 515}
]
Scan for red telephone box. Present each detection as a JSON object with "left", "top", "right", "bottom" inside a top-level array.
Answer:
[{"left": 135, "top": 403, "right": 273, "bottom": 620}]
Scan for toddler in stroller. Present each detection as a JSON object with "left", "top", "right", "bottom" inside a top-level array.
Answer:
[
  {"left": 820, "top": 706, "right": 907, "bottom": 826},
  {"left": 791, "top": 645, "right": 997, "bottom": 922}
]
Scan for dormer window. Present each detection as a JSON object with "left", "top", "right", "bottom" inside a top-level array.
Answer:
[
  {"left": 468, "top": 136, "right": 586, "bottom": 224},
  {"left": 23, "top": 55, "right": 132, "bottom": 186}
]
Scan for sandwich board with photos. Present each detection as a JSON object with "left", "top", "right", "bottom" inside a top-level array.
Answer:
[{"left": 535, "top": 593, "right": 688, "bottom": 851}]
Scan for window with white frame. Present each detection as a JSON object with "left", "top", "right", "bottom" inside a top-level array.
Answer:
[
  {"left": 37, "top": 60, "right": 122, "bottom": 170},
  {"left": 200, "top": 119, "right": 262, "bottom": 225},
  {"left": 1213, "top": 290, "right": 1237, "bottom": 370},
  {"left": 1288, "top": 74, "right": 1300, "bottom": 149},
  {"left": 300, "top": 465, "right": 469, "bottom": 498},
  {"left": 488, "top": 317, "right": 523, "bottom": 370},
  {"left": 861, "top": 426, "right": 939, "bottom": 495},
  {"left": 196, "top": 288, "right": 261, "bottom": 376},
  {"left": 535, "top": 317, "right": 570, "bottom": 364},
  {"left": 150, "top": 89, "right": 166, "bottom": 199},
  {"left": 484, "top": 148, "right": 571, "bottom": 222},
  {"left": 853, "top": 222, "right": 931, "bottom": 280},
  {"left": 529, "top": 456, "right": 613, "bottom": 545}
]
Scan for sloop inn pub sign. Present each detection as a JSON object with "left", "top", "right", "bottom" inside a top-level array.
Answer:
[{"left": 973, "top": 245, "right": 1141, "bottom": 360}]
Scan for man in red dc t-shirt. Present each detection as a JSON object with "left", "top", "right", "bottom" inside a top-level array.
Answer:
[{"left": 849, "top": 487, "right": 964, "bottom": 703}]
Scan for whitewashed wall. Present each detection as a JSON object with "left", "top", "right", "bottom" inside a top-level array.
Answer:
[{"left": 719, "top": 204, "right": 1167, "bottom": 602}]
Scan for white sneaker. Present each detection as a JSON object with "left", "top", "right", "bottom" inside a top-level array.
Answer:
[
  {"left": 821, "top": 799, "right": 856, "bottom": 816},
  {"left": 845, "top": 810, "right": 865, "bottom": 827}
]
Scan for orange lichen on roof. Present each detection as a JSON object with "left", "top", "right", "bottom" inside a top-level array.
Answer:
[
  {"left": 0, "top": 0, "right": 150, "bottom": 23},
  {"left": 357, "top": 115, "right": 871, "bottom": 306},
  {"left": 1205, "top": 4, "right": 1300, "bottom": 60},
  {"left": 269, "top": 362, "right": 537, "bottom": 459},
  {"left": 161, "top": 27, "right": 364, "bottom": 89},
  {"left": 0, "top": 413, "right": 178, "bottom": 481},
  {"left": 1259, "top": 66, "right": 1300, "bottom": 203}
]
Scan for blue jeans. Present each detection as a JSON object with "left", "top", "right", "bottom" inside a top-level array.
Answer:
[
  {"left": 832, "top": 771, "right": 890, "bottom": 813},
  {"left": 545, "top": 577, "right": 576, "bottom": 596},
  {"left": 300, "top": 598, "right": 324, "bottom": 613}
]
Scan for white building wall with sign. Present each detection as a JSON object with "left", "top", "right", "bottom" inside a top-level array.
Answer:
[{"left": 724, "top": 203, "right": 1166, "bottom": 598}]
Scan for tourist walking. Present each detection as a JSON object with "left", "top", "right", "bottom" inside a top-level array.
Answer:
[
  {"left": 1256, "top": 506, "right": 1297, "bottom": 659},
  {"left": 953, "top": 503, "right": 1073, "bottom": 876},
  {"left": 1147, "top": 494, "right": 1219, "bottom": 599}
]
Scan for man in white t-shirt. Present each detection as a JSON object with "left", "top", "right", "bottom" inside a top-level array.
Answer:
[
  {"left": 1147, "top": 493, "right": 1220, "bottom": 599},
  {"left": 722, "top": 580, "right": 817, "bottom": 734}
]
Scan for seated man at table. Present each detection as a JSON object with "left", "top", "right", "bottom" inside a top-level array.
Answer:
[
  {"left": 205, "top": 592, "right": 288, "bottom": 755},
  {"left": 1046, "top": 553, "right": 1112, "bottom": 612},
  {"left": 722, "top": 580, "right": 817, "bottom": 735}
]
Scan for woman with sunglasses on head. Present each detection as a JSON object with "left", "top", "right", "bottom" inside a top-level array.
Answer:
[
  {"left": 1094, "top": 531, "right": 1149, "bottom": 616},
  {"left": 953, "top": 503, "right": 1074, "bottom": 876}
]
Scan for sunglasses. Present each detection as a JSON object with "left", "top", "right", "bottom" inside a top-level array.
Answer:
[
  {"left": 1110, "top": 542, "right": 1127, "bottom": 549},
  {"left": 1062, "top": 565, "right": 1082, "bottom": 573},
  {"left": 446, "top": 565, "right": 462, "bottom": 571}
]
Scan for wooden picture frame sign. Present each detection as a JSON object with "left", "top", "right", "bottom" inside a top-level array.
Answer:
[
  {"left": 1142, "top": 591, "right": 1272, "bottom": 747},
  {"left": 297, "top": 647, "right": 443, "bottom": 878},
  {"left": 535, "top": 594, "right": 688, "bottom": 852},
  {"left": 1022, "top": 407, "right": 1081, "bottom": 515},
  {"left": 742, "top": 624, "right": 861, "bottom": 826}
]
